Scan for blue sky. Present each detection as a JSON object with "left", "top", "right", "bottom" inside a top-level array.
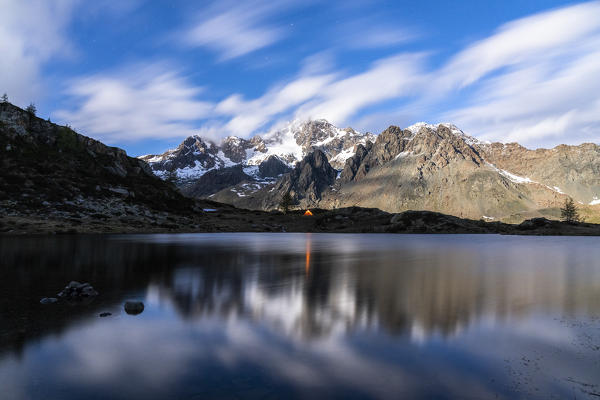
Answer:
[{"left": 1, "top": 0, "right": 599, "bottom": 156}]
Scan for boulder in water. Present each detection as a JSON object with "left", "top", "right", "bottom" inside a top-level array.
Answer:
[
  {"left": 124, "top": 301, "right": 144, "bottom": 315},
  {"left": 57, "top": 281, "right": 98, "bottom": 299}
]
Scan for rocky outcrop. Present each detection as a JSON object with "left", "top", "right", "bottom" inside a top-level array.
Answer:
[
  {"left": 479, "top": 142, "right": 600, "bottom": 205},
  {"left": 181, "top": 165, "right": 252, "bottom": 198},
  {"left": 220, "top": 136, "right": 256, "bottom": 163},
  {"left": 268, "top": 149, "right": 337, "bottom": 208},
  {"left": 338, "top": 141, "right": 373, "bottom": 183},
  {"left": 57, "top": 281, "right": 99, "bottom": 299},
  {"left": 124, "top": 301, "right": 144, "bottom": 315},
  {"left": 258, "top": 155, "right": 291, "bottom": 178}
]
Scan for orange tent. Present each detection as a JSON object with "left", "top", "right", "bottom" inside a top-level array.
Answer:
[{"left": 303, "top": 210, "right": 313, "bottom": 216}]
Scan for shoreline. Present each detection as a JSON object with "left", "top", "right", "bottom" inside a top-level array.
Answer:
[{"left": 3, "top": 208, "right": 600, "bottom": 236}]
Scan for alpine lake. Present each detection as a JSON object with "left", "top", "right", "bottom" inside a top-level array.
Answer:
[{"left": 1, "top": 233, "right": 599, "bottom": 399}]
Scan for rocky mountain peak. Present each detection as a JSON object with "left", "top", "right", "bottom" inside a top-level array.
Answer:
[
  {"left": 285, "top": 119, "right": 375, "bottom": 169},
  {"left": 405, "top": 122, "right": 483, "bottom": 147},
  {"left": 353, "top": 123, "right": 485, "bottom": 176},
  {"left": 220, "top": 136, "right": 253, "bottom": 163},
  {"left": 141, "top": 118, "right": 374, "bottom": 184},
  {"left": 139, "top": 135, "right": 223, "bottom": 180},
  {"left": 268, "top": 149, "right": 337, "bottom": 208},
  {"left": 181, "top": 135, "right": 215, "bottom": 154}
]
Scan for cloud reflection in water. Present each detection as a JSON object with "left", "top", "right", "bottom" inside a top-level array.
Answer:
[{"left": 0, "top": 234, "right": 599, "bottom": 399}]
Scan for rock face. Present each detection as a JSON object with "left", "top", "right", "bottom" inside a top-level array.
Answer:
[
  {"left": 330, "top": 123, "right": 600, "bottom": 221},
  {"left": 318, "top": 123, "right": 560, "bottom": 221},
  {"left": 274, "top": 149, "right": 337, "bottom": 207},
  {"left": 338, "top": 141, "right": 373, "bottom": 183},
  {"left": 0, "top": 102, "right": 194, "bottom": 221},
  {"left": 213, "top": 149, "right": 338, "bottom": 210},
  {"left": 182, "top": 165, "right": 252, "bottom": 198},
  {"left": 480, "top": 142, "right": 600, "bottom": 205},
  {"left": 258, "top": 155, "right": 291, "bottom": 178},
  {"left": 140, "top": 119, "right": 374, "bottom": 197}
]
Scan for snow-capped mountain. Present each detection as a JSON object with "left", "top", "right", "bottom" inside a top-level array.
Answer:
[
  {"left": 210, "top": 122, "right": 600, "bottom": 223},
  {"left": 139, "top": 119, "right": 375, "bottom": 182}
]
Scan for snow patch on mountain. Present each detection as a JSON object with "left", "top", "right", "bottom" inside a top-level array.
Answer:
[
  {"left": 330, "top": 147, "right": 356, "bottom": 165},
  {"left": 140, "top": 118, "right": 375, "bottom": 185},
  {"left": 217, "top": 150, "right": 237, "bottom": 167},
  {"left": 246, "top": 122, "right": 304, "bottom": 166},
  {"left": 394, "top": 151, "right": 412, "bottom": 160},
  {"left": 497, "top": 168, "right": 535, "bottom": 184},
  {"left": 487, "top": 162, "right": 568, "bottom": 196}
]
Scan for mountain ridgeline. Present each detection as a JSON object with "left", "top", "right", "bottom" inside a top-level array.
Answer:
[
  {"left": 3, "top": 98, "right": 600, "bottom": 228},
  {"left": 142, "top": 120, "right": 600, "bottom": 222}
]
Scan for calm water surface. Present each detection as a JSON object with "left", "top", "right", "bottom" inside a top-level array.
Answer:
[{"left": 0, "top": 233, "right": 599, "bottom": 399}]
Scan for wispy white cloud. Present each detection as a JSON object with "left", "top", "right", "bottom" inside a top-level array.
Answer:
[
  {"left": 207, "top": 53, "right": 425, "bottom": 137},
  {"left": 436, "top": 1, "right": 600, "bottom": 91},
  {"left": 336, "top": 13, "right": 419, "bottom": 50},
  {"left": 183, "top": 0, "right": 291, "bottom": 61},
  {"left": 437, "top": 1, "right": 600, "bottom": 147},
  {"left": 55, "top": 64, "right": 214, "bottom": 143},
  {"left": 215, "top": 73, "right": 338, "bottom": 135},
  {"left": 350, "top": 27, "right": 416, "bottom": 49},
  {"left": 295, "top": 54, "right": 426, "bottom": 123},
  {"left": 0, "top": 0, "right": 76, "bottom": 106}
]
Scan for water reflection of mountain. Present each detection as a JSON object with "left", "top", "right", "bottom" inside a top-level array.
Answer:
[
  {"left": 160, "top": 242, "right": 600, "bottom": 340},
  {"left": 1, "top": 234, "right": 600, "bottom": 354}
]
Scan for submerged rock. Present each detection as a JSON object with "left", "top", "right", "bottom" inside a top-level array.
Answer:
[
  {"left": 124, "top": 301, "right": 144, "bottom": 315},
  {"left": 57, "top": 281, "right": 98, "bottom": 299},
  {"left": 40, "top": 297, "right": 58, "bottom": 304}
]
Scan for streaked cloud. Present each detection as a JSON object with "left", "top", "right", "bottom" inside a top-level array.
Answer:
[
  {"left": 208, "top": 53, "right": 425, "bottom": 137},
  {"left": 55, "top": 64, "right": 214, "bottom": 143},
  {"left": 191, "top": 1, "right": 600, "bottom": 146},
  {"left": 0, "top": 0, "right": 76, "bottom": 106},
  {"left": 436, "top": 1, "right": 600, "bottom": 91},
  {"left": 438, "top": 1, "right": 600, "bottom": 147},
  {"left": 295, "top": 54, "right": 426, "bottom": 124},
  {"left": 52, "top": 1, "right": 600, "bottom": 150},
  {"left": 349, "top": 27, "right": 416, "bottom": 49},
  {"left": 183, "top": 0, "right": 291, "bottom": 61},
  {"left": 336, "top": 13, "right": 419, "bottom": 50}
]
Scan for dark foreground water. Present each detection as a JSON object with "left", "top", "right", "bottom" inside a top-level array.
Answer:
[{"left": 0, "top": 234, "right": 599, "bottom": 399}]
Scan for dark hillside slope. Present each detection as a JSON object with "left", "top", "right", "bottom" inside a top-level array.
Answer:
[{"left": 0, "top": 102, "right": 195, "bottom": 224}]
